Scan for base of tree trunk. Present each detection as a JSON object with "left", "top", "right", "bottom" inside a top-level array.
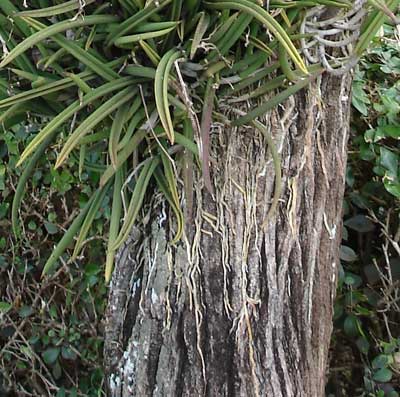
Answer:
[{"left": 104, "top": 72, "right": 352, "bottom": 397}]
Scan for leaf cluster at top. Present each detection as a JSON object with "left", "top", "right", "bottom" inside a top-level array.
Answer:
[{"left": 0, "top": 0, "right": 392, "bottom": 281}]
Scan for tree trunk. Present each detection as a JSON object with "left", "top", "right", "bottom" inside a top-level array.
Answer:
[{"left": 104, "top": 72, "right": 352, "bottom": 396}]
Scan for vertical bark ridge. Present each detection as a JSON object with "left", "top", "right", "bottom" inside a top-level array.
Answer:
[{"left": 104, "top": 72, "right": 352, "bottom": 396}]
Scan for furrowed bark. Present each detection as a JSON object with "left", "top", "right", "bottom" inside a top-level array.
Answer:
[{"left": 104, "top": 72, "right": 352, "bottom": 396}]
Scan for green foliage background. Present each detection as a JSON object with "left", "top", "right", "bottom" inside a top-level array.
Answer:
[
  {"left": 327, "top": 23, "right": 400, "bottom": 397},
  {"left": 0, "top": 0, "right": 398, "bottom": 396}
]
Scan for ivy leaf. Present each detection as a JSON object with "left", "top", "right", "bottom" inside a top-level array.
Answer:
[
  {"left": 56, "top": 388, "right": 66, "bottom": 397},
  {"left": 61, "top": 346, "right": 78, "bottom": 361},
  {"left": 18, "top": 305, "right": 33, "bottom": 318},
  {"left": 340, "top": 245, "right": 358, "bottom": 262},
  {"left": 372, "top": 354, "right": 392, "bottom": 369},
  {"left": 42, "top": 347, "right": 60, "bottom": 365},
  {"left": 380, "top": 147, "right": 398, "bottom": 176},
  {"left": 356, "top": 337, "right": 370, "bottom": 354},
  {"left": 372, "top": 367, "right": 392, "bottom": 383},
  {"left": 377, "top": 125, "right": 400, "bottom": 140},
  {"left": 364, "top": 126, "right": 400, "bottom": 143},
  {"left": 344, "top": 272, "right": 363, "bottom": 287},
  {"left": 383, "top": 179, "right": 400, "bottom": 198},
  {"left": 44, "top": 222, "right": 58, "bottom": 235},
  {"left": 352, "top": 81, "right": 370, "bottom": 116},
  {"left": 344, "top": 314, "right": 362, "bottom": 337},
  {"left": 0, "top": 301, "right": 12, "bottom": 313},
  {"left": 52, "top": 360, "right": 62, "bottom": 379},
  {"left": 359, "top": 142, "right": 375, "bottom": 162},
  {"left": 344, "top": 215, "right": 375, "bottom": 233}
]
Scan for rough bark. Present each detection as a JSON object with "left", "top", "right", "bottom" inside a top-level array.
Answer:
[{"left": 104, "top": 72, "right": 352, "bottom": 396}]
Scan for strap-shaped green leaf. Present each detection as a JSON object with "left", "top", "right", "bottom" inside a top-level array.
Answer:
[
  {"left": 55, "top": 87, "right": 138, "bottom": 168},
  {"left": 0, "top": 103, "right": 25, "bottom": 125},
  {"left": 111, "top": 157, "right": 160, "bottom": 250},
  {"left": 9, "top": 68, "right": 56, "bottom": 84},
  {"left": 233, "top": 67, "right": 323, "bottom": 126},
  {"left": 139, "top": 39, "right": 161, "bottom": 65},
  {"left": 190, "top": 12, "right": 210, "bottom": 59},
  {"left": 0, "top": 0, "right": 32, "bottom": 37},
  {"left": 17, "top": 77, "right": 136, "bottom": 167},
  {"left": 124, "top": 65, "right": 156, "bottom": 79},
  {"left": 224, "top": 63, "right": 279, "bottom": 97},
  {"left": 79, "top": 144, "right": 86, "bottom": 180},
  {"left": 72, "top": 181, "right": 112, "bottom": 260},
  {"left": 16, "top": 0, "right": 96, "bottom": 17},
  {"left": 0, "top": 58, "right": 125, "bottom": 110},
  {"left": 107, "top": 0, "right": 172, "bottom": 44},
  {"left": 117, "top": 108, "right": 147, "bottom": 150},
  {"left": 215, "top": 13, "right": 253, "bottom": 57},
  {"left": 205, "top": 0, "right": 308, "bottom": 74},
  {"left": 182, "top": 119, "right": 195, "bottom": 223},
  {"left": 0, "top": 71, "right": 93, "bottom": 110},
  {"left": 66, "top": 73, "right": 92, "bottom": 94},
  {"left": 200, "top": 78, "right": 215, "bottom": 194},
  {"left": 105, "top": 169, "right": 124, "bottom": 283},
  {"left": 41, "top": 192, "right": 97, "bottom": 276},
  {"left": 0, "top": 15, "right": 118, "bottom": 69},
  {"left": 251, "top": 119, "right": 282, "bottom": 229},
  {"left": 100, "top": 130, "right": 148, "bottom": 187},
  {"left": 154, "top": 49, "right": 181, "bottom": 143},
  {"left": 12, "top": 130, "right": 56, "bottom": 238},
  {"left": 114, "top": 24, "right": 178, "bottom": 48},
  {"left": 160, "top": 145, "right": 180, "bottom": 208},
  {"left": 355, "top": 0, "right": 398, "bottom": 56},
  {"left": 174, "top": 132, "right": 199, "bottom": 156},
  {"left": 22, "top": 17, "right": 120, "bottom": 82},
  {"left": 109, "top": 102, "right": 132, "bottom": 168},
  {"left": 154, "top": 165, "right": 184, "bottom": 243},
  {"left": 134, "top": 21, "right": 179, "bottom": 33},
  {"left": 209, "top": 11, "right": 238, "bottom": 44},
  {"left": 0, "top": 26, "right": 35, "bottom": 73}
]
